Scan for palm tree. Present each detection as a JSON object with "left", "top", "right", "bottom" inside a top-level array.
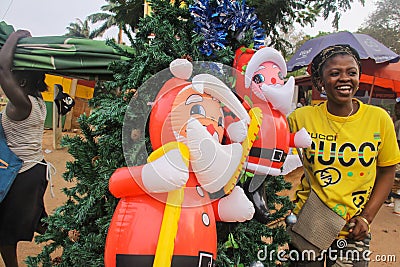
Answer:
[
  {"left": 87, "top": 2, "right": 121, "bottom": 43},
  {"left": 87, "top": 0, "right": 144, "bottom": 44},
  {"left": 64, "top": 18, "right": 100, "bottom": 39}
]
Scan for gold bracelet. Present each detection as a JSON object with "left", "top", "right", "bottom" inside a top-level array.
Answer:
[{"left": 357, "top": 215, "right": 371, "bottom": 233}]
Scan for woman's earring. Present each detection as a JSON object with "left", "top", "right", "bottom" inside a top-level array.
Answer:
[{"left": 19, "top": 79, "right": 27, "bottom": 88}]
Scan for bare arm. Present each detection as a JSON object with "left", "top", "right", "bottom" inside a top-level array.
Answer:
[
  {"left": 0, "top": 30, "right": 32, "bottom": 120},
  {"left": 349, "top": 165, "right": 395, "bottom": 240}
]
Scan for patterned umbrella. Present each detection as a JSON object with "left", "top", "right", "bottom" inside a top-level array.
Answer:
[
  {"left": 287, "top": 31, "right": 399, "bottom": 72},
  {"left": 0, "top": 21, "right": 134, "bottom": 80}
]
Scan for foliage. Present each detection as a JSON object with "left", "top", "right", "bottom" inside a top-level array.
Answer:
[
  {"left": 98, "top": 0, "right": 366, "bottom": 55},
  {"left": 244, "top": 0, "right": 364, "bottom": 52},
  {"left": 216, "top": 175, "right": 294, "bottom": 266},
  {"left": 279, "top": 26, "right": 310, "bottom": 60},
  {"left": 106, "top": 0, "right": 145, "bottom": 30},
  {"left": 64, "top": 18, "right": 111, "bottom": 39},
  {"left": 315, "top": 0, "right": 365, "bottom": 28},
  {"left": 357, "top": 0, "right": 400, "bottom": 54},
  {"left": 87, "top": 2, "right": 125, "bottom": 44},
  {"left": 26, "top": 97, "right": 126, "bottom": 266},
  {"left": 64, "top": 18, "right": 92, "bottom": 39}
]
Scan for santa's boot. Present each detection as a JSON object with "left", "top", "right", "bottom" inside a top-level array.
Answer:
[{"left": 243, "top": 174, "right": 271, "bottom": 224}]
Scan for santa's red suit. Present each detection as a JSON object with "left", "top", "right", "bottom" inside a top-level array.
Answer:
[
  {"left": 229, "top": 47, "right": 311, "bottom": 224},
  {"left": 247, "top": 102, "right": 291, "bottom": 174},
  {"left": 105, "top": 166, "right": 218, "bottom": 266}
]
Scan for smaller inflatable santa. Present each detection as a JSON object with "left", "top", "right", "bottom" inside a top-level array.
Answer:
[{"left": 232, "top": 46, "right": 311, "bottom": 223}]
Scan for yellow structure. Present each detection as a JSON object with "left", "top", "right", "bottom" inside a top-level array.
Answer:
[
  {"left": 43, "top": 74, "right": 95, "bottom": 129},
  {"left": 144, "top": 0, "right": 186, "bottom": 16},
  {"left": 144, "top": 0, "right": 152, "bottom": 16},
  {"left": 43, "top": 74, "right": 94, "bottom": 102},
  {"left": 0, "top": 75, "right": 94, "bottom": 115}
]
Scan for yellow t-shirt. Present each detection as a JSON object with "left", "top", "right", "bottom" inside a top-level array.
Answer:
[{"left": 288, "top": 99, "right": 400, "bottom": 221}]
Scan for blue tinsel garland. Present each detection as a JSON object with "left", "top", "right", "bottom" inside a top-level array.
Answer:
[{"left": 189, "top": 0, "right": 266, "bottom": 56}]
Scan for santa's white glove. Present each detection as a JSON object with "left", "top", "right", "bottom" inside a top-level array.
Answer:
[
  {"left": 294, "top": 127, "right": 312, "bottom": 148},
  {"left": 187, "top": 119, "right": 242, "bottom": 193},
  {"left": 142, "top": 148, "right": 189, "bottom": 193},
  {"left": 218, "top": 186, "right": 255, "bottom": 222},
  {"left": 226, "top": 119, "right": 248, "bottom": 143}
]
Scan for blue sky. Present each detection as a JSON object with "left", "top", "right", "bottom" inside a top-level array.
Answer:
[{"left": 0, "top": 0, "right": 376, "bottom": 41}]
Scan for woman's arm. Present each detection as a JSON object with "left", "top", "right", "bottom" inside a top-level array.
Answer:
[
  {"left": 349, "top": 165, "right": 395, "bottom": 240},
  {"left": 0, "top": 30, "right": 32, "bottom": 120}
]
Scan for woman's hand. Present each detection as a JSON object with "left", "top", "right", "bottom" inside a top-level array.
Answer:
[
  {"left": 348, "top": 165, "right": 396, "bottom": 241},
  {"left": 0, "top": 29, "right": 32, "bottom": 69},
  {"left": 0, "top": 29, "right": 33, "bottom": 115},
  {"left": 348, "top": 215, "right": 370, "bottom": 240},
  {"left": 10, "top": 29, "right": 31, "bottom": 39}
]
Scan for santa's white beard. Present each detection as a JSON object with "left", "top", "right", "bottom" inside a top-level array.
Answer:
[{"left": 259, "top": 76, "right": 295, "bottom": 115}]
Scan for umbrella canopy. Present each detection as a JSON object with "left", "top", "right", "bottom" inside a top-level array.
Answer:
[
  {"left": 287, "top": 31, "right": 399, "bottom": 72},
  {"left": 0, "top": 21, "right": 135, "bottom": 80},
  {"left": 361, "top": 60, "right": 400, "bottom": 96}
]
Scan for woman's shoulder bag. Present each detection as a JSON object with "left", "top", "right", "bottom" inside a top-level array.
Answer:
[{"left": 0, "top": 113, "right": 23, "bottom": 202}]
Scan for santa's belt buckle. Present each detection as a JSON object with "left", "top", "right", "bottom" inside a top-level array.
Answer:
[
  {"left": 271, "top": 149, "right": 284, "bottom": 162},
  {"left": 198, "top": 252, "right": 214, "bottom": 267}
]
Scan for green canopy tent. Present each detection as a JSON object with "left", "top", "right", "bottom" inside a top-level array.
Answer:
[
  {"left": 0, "top": 21, "right": 135, "bottom": 146},
  {"left": 0, "top": 21, "right": 134, "bottom": 80}
]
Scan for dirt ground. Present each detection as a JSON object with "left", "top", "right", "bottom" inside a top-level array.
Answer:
[{"left": 1, "top": 130, "right": 399, "bottom": 266}]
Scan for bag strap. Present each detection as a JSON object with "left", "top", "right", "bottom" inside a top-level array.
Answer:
[
  {"left": 288, "top": 122, "right": 311, "bottom": 186},
  {"left": 0, "top": 113, "right": 6, "bottom": 139},
  {"left": 295, "top": 147, "right": 311, "bottom": 186},
  {"left": 0, "top": 112, "right": 56, "bottom": 198}
]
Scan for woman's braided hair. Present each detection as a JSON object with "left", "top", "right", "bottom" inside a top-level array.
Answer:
[{"left": 310, "top": 44, "right": 361, "bottom": 91}]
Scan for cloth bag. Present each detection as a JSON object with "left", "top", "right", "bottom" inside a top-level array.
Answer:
[
  {"left": 0, "top": 113, "right": 23, "bottom": 202},
  {"left": 287, "top": 188, "right": 346, "bottom": 254},
  {"left": 287, "top": 145, "right": 346, "bottom": 256},
  {"left": 54, "top": 84, "right": 75, "bottom": 116}
]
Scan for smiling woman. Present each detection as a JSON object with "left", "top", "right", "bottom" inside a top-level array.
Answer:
[
  {"left": 310, "top": 45, "right": 361, "bottom": 112},
  {"left": 287, "top": 44, "right": 400, "bottom": 267}
]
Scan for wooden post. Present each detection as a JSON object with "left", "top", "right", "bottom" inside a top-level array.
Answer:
[
  {"left": 63, "top": 79, "right": 78, "bottom": 131},
  {"left": 293, "top": 85, "right": 299, "bottom": 109},
  {"left": 368, "top": 76, "right": 376, "bottom": 104},
  {"left": 52, "top": 84, "right": 62, "bottom": 149},
  {"left": 144, "top": 0, "right": 151, "bottom": 16}
]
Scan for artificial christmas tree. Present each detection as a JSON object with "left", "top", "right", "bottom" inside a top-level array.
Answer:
[{"left": 27, "top": 0, "right": 293, "bottom": 266}]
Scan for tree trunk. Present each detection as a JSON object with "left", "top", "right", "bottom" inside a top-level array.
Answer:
[{"left": 118, "top": 27, "right": 123, "bottom": 44}]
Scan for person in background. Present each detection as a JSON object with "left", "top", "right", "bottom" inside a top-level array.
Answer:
[
  {"left": 288, "top": 44, "right": 400, "bottom": 266},
  {"left": 296, "top": 97, "right": 306, "bottom": 108},
  {"left": 394, "top": 99, "right": 400, "bottom": 149},
  {"left": 0, "top": 30, "right": 49, "bottom": 267}
]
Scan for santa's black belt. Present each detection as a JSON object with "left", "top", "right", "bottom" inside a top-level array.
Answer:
[
  {"left": 116, "top": 253, "right": 214, "bottom": 266},
  {"left": 249, "top": 147, "right": 287, "bottom": 163}
]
